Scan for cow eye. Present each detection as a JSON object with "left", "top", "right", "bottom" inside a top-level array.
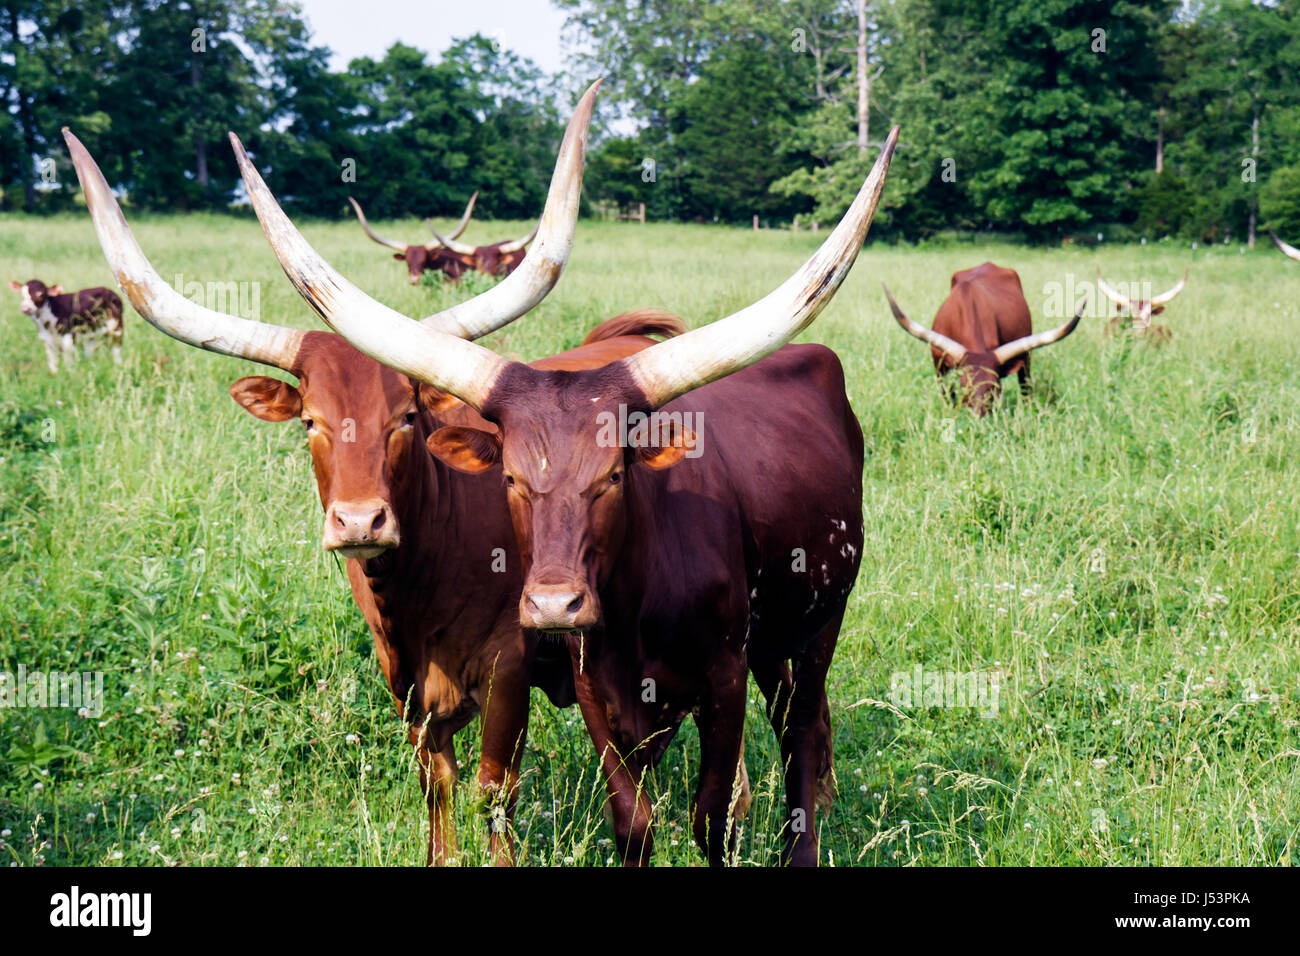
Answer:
[
  {"left": 608, "top": 471, "right": 622, "bottom": 486},
  {"left": 504, "top": 474, "right": 516, "bottom": 487},
  {"left": 302, "top": 418, "right": 315, "bottom": 432},
  {"left": 402, "top": 411, "right": 418, "bottom": 427}
]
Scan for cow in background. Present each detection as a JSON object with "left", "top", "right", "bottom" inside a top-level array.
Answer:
[
  {"left": 1096, "top": 268, "right": 1187, "bottom": 342},
  {"left": 8, "top": 279, "right": 123, "bottom": 372},
  {"left": 886, "top": 262, "right": 1084, "bottom": 415},
  {"left": 350, "top": 194, "right": 535, "bottom": 283}
]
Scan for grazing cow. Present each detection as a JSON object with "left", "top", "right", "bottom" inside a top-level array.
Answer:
[
  {"left": 351, "top": 195, "right": 536, "bottom": 283},
  {"left": 65, "top": 81, "right": 619, "bottom": 866},
  {"left": 248, "top": 125, "right": 903, "bottom": 866},
  {"left": 1096, "top": 268, "right": 1187, "bottom": 342},
  {"left": 426, "top": 221, "right": 537, "bottom": 279},
  {"left": 885, "top": 262, "right": 1084, "bottom": 414},
  {"left": 8, "top": 279, "right": 123, "bottom": 372},
  {"left": 1269, "top": 229, "right": 1300, "bottom": 262}
]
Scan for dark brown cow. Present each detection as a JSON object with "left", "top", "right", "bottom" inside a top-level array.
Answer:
[
  {"left": 1096, "top": 268, "right": 1187, "bottom": 342},
  {"left": 250, "top": 126, "right": 903, "bottom": 866},
  {"left": 65, "top": 81, "right": 615, "bottom": 866},
  {"left": 1269, "top": 229, "right": 1300, "bottom": 262},
  {"left": 350, "top": 195, "right": 536, "bottom": 283},
  {"left": 9, "top": 278, "right": 123, "bottom": 372},
  {"left": 886, "top": 262, "right": 1084, "bottom": 414},
  {"left": 426, "top": 221, "right": 536, "bottom": 279}
]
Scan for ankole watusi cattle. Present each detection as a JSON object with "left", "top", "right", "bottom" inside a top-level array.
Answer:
[
  {"left": 241, "top": 115, "right": 902, "bottom": 865},
  {"left": 351, "top": 193, "right": 536, "bottom": 283},
  {"left": 1096, "top": 267, "right": 1187, "bottom": 342},
  {"left": 65, "top": 81, "right": 632, "bottom": 866},
  {"left": 1269, "top": 229, "right": 1300, "bottom": 262},
  {"left": 9, "top": 279, "right": 123, "bottom": 372},
  {"left": 885, "top": 262, "right": 1085, "bottom": 415}
]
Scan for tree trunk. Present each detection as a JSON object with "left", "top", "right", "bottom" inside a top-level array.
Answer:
[
  {"left": 1248, "top": 108, "right": 1259, "bottom": 249},
  {"left": 10, "top": 9, "right": 36, "bottom": 207},
  {"left": 856, "top": 0, "right": 868, "bottom": 154},
  {"left": 1155, "top": 106, "right": 1164, "bottom": 174},
  {"left": 192, "top": 56, "right": 208, "bottom": 188}
]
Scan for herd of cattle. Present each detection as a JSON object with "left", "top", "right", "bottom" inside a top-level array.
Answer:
[{"left": 8, "top": 80, "right": 1291, "bottom": 866}]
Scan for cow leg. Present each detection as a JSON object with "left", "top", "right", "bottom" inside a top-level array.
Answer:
[
  {"left": 568, "top": 640, "right": 655, "bottom": 865},
  {"left": 1018, "top": 357, "right": 1031, "bottom": 396},
  {"left": 411, "top": 726, "right": 459, "bottom": 866},
  {"left": 110, "top": 324, "right": 123, "bottom": 364},
  {"left": 60, "top": 333, "right": 76, "bottom": 368},
  {"left": 781, "top": 611, "right": 842, "bottom": 867},
  {"left": 751, "top": 612, "right": 842, "bottom": 867},
  {"left": 690, "top": 668, "right": 747, "bottom": 866},
  {"left": 39, "top": 330, "right": 60, "bottom": 374},
  {"left": 476, "top": 663, "right": 530, "bottom": 866}
]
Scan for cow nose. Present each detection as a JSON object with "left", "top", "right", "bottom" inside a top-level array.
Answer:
[
  {"left": 322, "top": 499, "right": 400, "bottom": 556},
  {"left": 522, "top": 586, "right": 588, "bottom": 631},
  {"left": 408, "top": 275, "right": 421, "bottom": 285}
]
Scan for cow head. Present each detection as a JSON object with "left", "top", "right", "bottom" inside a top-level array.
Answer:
[
  {"left": 427, "top": 223, "right": 538, "bottom": 279},
  {"left": 64, "top": 79, "right": 599, "bottom": 563},
  {"left": 227, "top": 336, "right": 455, "bottom": 558},
  {"left": 8, "top": 279, "right": 64, "bottom": 314},
  {"left": 304, "top": 126, "right": 899, "bottom": 634},
  {"left": 349, "top": 192, "right": 479, "bottom": 283},
  {"left": 884, "top": 283, "right": 1084, "bottom": 415},
  {"left": 1096, "top": 269, "right": 1187, "bottom": 332}
]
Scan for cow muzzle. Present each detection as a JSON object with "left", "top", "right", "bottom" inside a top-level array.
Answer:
[
  {"left": 520, "top": 581, "right": 599, "bottom": 633},
  {"left": 322, "top": 498, "right": 400, "bottom": 558}
]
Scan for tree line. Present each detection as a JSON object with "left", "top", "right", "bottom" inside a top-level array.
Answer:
[{"left": 4, "top": 0, "right": 1300, "bottom": 242}]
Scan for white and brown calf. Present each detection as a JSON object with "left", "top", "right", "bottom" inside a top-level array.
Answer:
[{"left": 8, "top": 279, "right": 123, "bottom": 373}]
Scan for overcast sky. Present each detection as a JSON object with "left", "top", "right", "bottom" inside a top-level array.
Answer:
[{"left": 299, "top": 0, "right": 570, "bottom": 74}]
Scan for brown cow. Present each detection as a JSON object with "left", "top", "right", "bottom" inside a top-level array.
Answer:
[
  {"left": 426, "top": 221, "right": 536, "bottom": 278},
  {"left": 885, "top": 262, "right": 1084, "bottom": 415},
  {"left": 9, "top": 278, "right": 123, "bottom": 372},
  {"left": 1096, "top": 268, "right": 1187, "bottom": 342},
  {"left": 247, "top": 125, "right": 903, "bottom": 866},
  {"left": 65, "top": 81, "right": 617, "bottom": 866},
  {"left": 351, "top": 194, "right": 535, "bottom": 284},
  {"left": 1270, "top": 229, "right": 1300, "bottom": 262}
]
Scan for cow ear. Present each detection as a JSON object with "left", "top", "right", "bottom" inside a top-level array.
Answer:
[
  {"left": 426, "top": 426, "right": 501, "bottom": 474},
  {"left": 393, "top": 253, "right": 405, "bottom": 261},
  {"left": 7, "top": 280, "right": 21, "bottom": 291},
  {"left": 417, "top": 381, "right": 462, "bottom": 413},
  {"left": 635, "top": 422, "right": 698, "bottom": 471},
  {"left": 48, "top": 284, "right": 63, "bottom": 296},
  {"left": 228, "top": 376, "right": 303, "bottom": 422}
]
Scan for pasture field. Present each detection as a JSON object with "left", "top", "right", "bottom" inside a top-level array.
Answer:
[{"left": 1, "top": 211, "right": 1298, "bottom": 866}]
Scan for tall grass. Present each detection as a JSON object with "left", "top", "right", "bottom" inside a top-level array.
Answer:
[{"left": 1, "top": 212, "right": 1297, "bottom": 865}]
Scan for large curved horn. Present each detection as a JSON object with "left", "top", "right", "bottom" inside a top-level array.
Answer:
[
  {"left": 348, "top": 197, "right": 407, "bottom": 253},
  {"left": 62, "top": 128, "right": 304, "bottom": 371},
  {"left": 497, "top": 224, "right": 539, "bottom": 254},
  {"left": 425, "top": 223, "right": 476, "bottom": 255},
  {"left": 236, "top": 78, "right": 601, "bottom": 341},
  {"left": 883, "top": 282, "right": 968, "bottom": 362},
  {"left": 620, "top": 126, "right": 899, "bottom": 409},
  {"left": 444, "top": 190, "right": 477, "bottom": 241},
  {"left": 992, "top": 296, "right": 1087, "bottom": 366},
  {"left": 1096, "top": 269, "right": 1132, "bottom": 310},
  {"left": 1270, "top": 230, "right": 1300, "bottom": 261},
  {"left": 1150, "top": 268, "right": 1187, "bottom": 307}
]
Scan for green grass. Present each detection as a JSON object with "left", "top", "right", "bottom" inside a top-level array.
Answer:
[{"left": 1, "top": 211, "right": 1298, "bottom": 866}]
